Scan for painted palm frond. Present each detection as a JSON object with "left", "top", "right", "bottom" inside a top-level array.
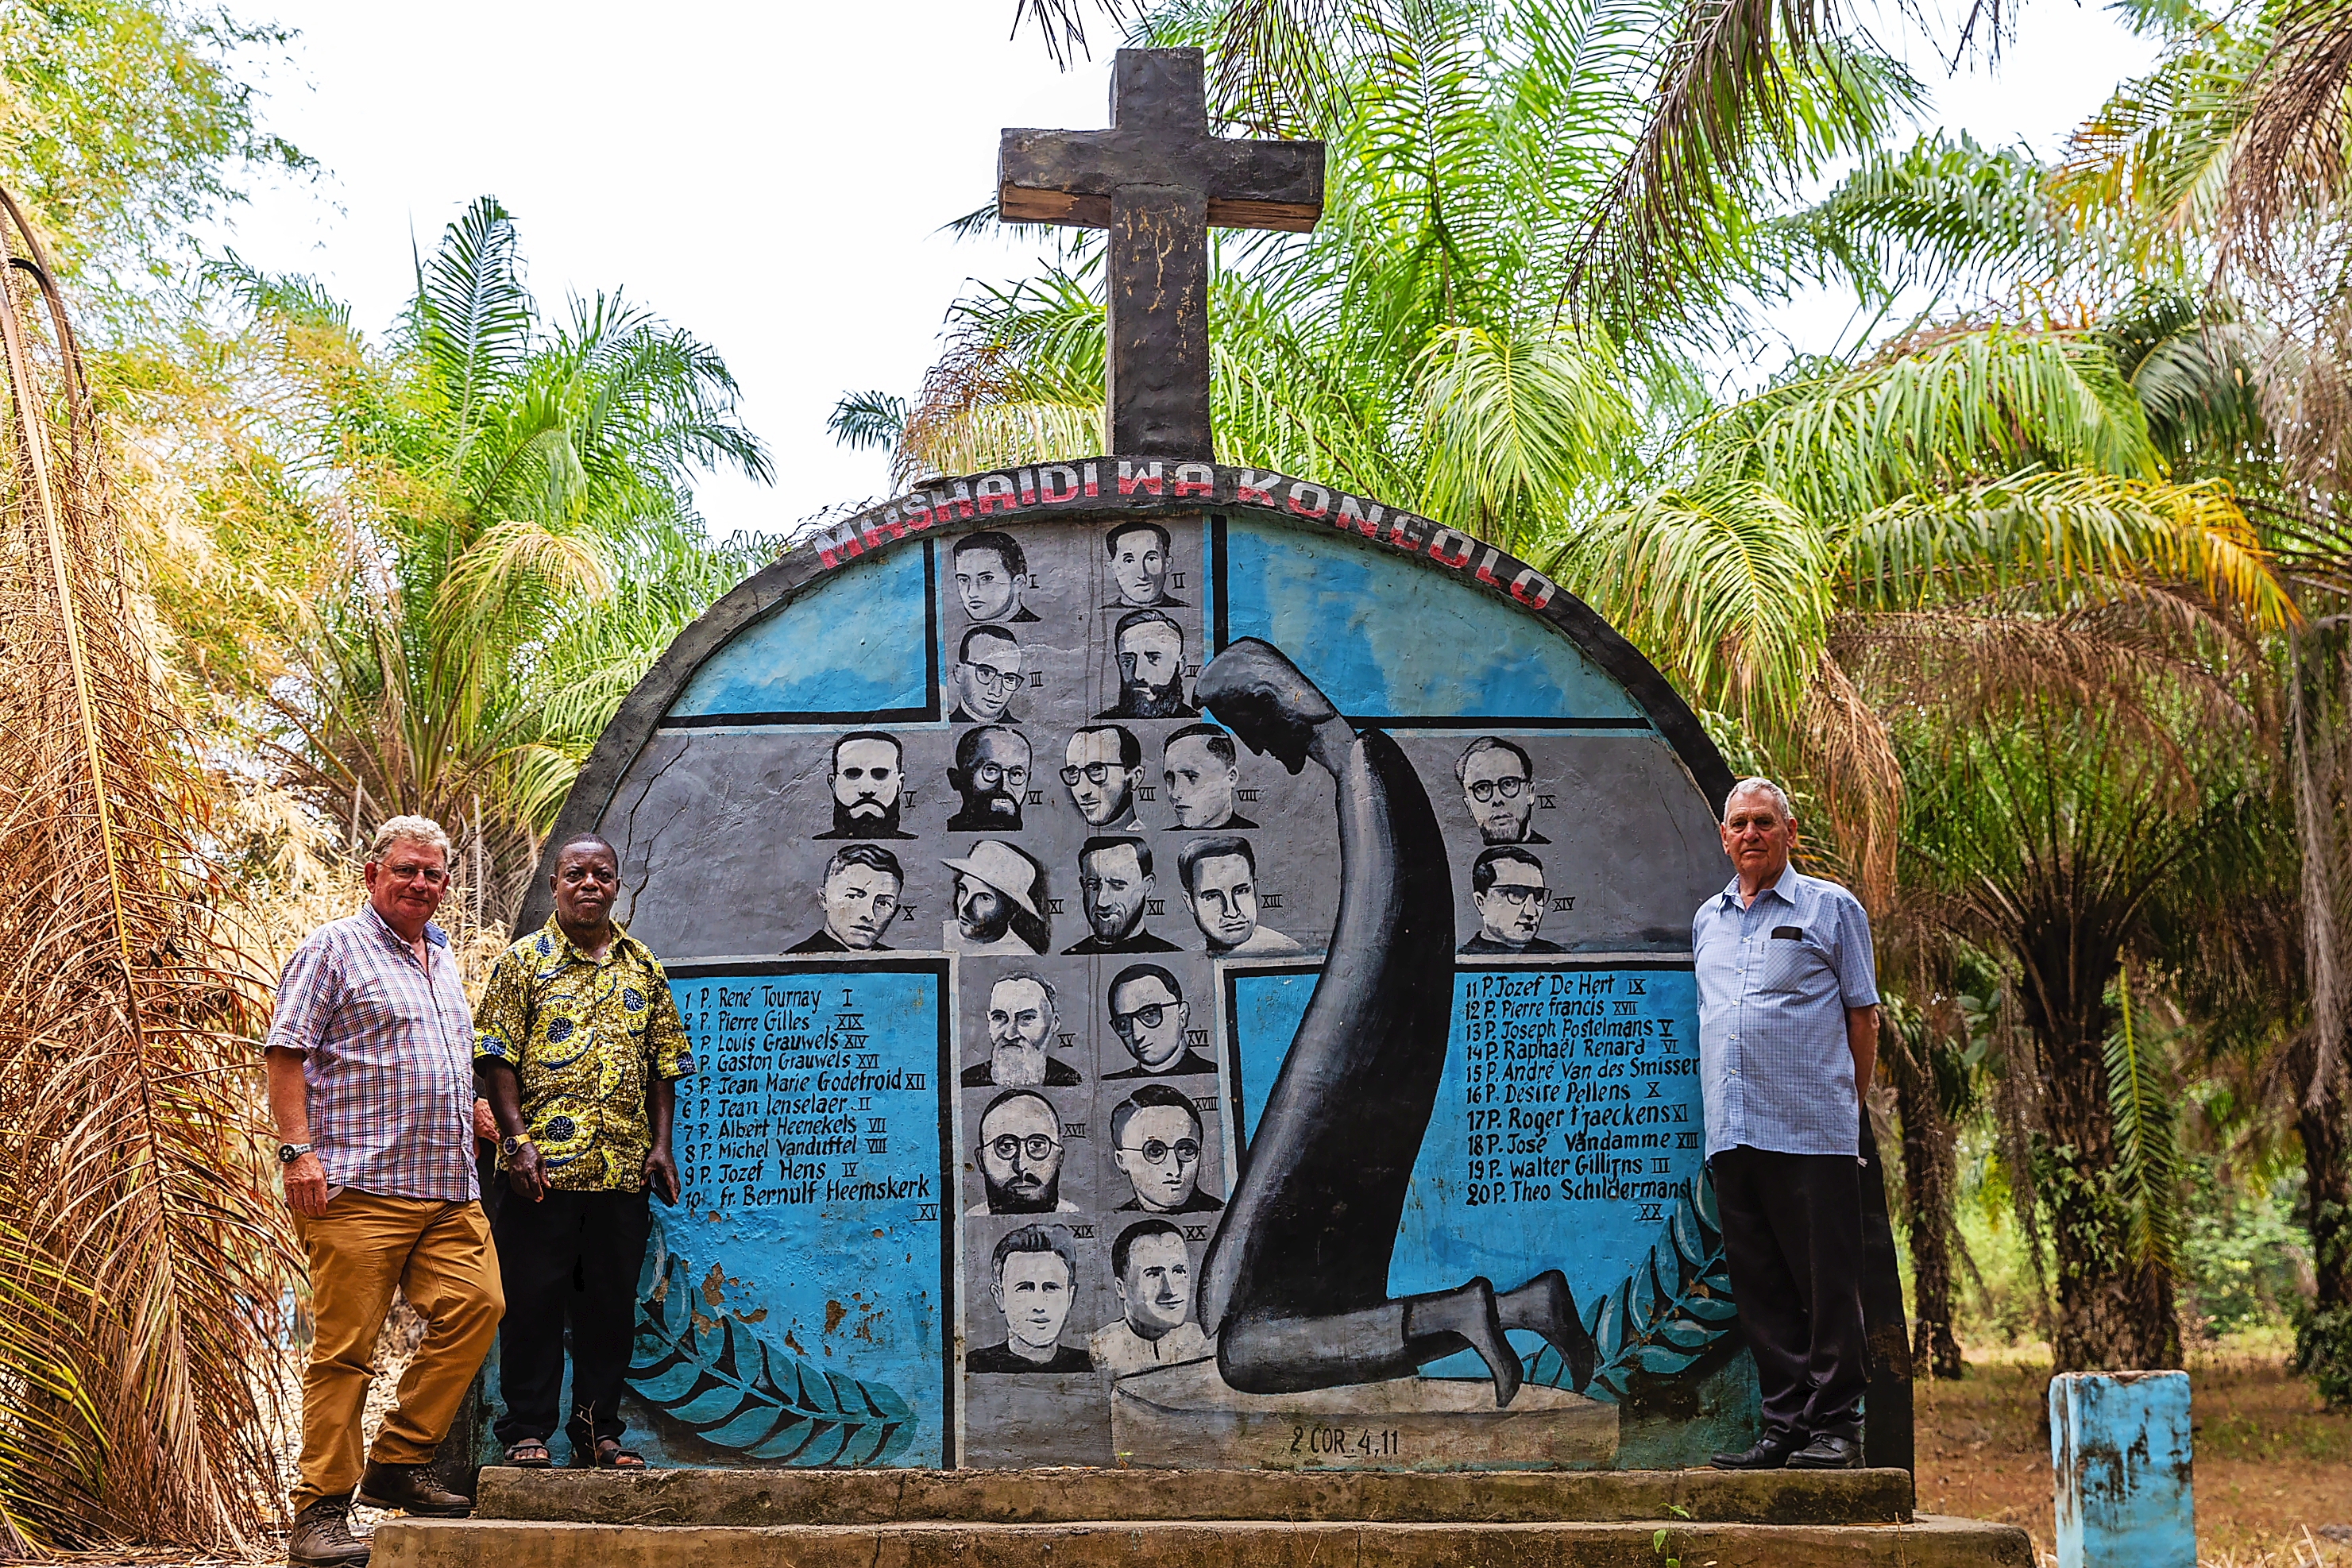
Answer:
[
  {"left": 631, "top": 1248, "right": 916, "bottom": 1466},
  {"left": 1523, "top": 1176, "right": 1736, "bottom": 1400}
]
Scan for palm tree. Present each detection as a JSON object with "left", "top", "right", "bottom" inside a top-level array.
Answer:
[{"left": 218, "top": 198, "right": 771, "bottom": 911}]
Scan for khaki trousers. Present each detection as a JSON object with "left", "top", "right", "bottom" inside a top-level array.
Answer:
[{"left": 292, "top": 1191, "right": 503, "bottom": 1511}]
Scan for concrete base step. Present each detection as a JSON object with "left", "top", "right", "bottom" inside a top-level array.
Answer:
[
  {"left": 468, "top": 1464, "right": 1917, "bottom": 1527},
  {"left": 374, "top": 1514, "right": 2034, "bottom": 1568}
]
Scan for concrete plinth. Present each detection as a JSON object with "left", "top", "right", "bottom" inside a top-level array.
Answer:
[
  {"left": 367, "top": 1466, "right": 2033, "bottom": 1568},
  {"left": 1109, "top": 1365, "right": 1620, "bottom": 1469},
  {"left": 375, "top": 1513, "right": 2033, "bottom": 1568}
]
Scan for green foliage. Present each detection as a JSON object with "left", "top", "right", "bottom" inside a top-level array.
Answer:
[
  {"left": 0, "top": 0, "right": 310, "bottom": 296},
  {"left": 2105, "top": 964, "right": 2182, "bottom": 1272},
  {"left": 2177, "top": 1162, "right": 2310, "bottom": 1335}
]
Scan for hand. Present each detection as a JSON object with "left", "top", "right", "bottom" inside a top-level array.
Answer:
[
  {"left": 473, "top": 1097, "right": 497, "bottom": 1142},
  {"left": 644, "top": 1145, "right": 681, "bottom": 1207},
  {"left": 284, "top": 1151, "right": 330, "bottom": 1218},
  {"left": 506, "top": 1140, "right": 548, "bottom": 1203}
]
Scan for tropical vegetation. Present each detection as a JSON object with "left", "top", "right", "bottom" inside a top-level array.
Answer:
[{"left": 4, "top": 0, "right": 2352, "bottom": 1552}]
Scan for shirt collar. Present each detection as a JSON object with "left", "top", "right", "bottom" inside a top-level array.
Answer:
[
  {"left": 1718, "top": 860, "right": 1802, "bottom": 909},
  {"left": 541, "top": 913, "right": 636, "bottom": 966},
  {"left": 363, "top": 904, "right": 448, "bottom": 950}
]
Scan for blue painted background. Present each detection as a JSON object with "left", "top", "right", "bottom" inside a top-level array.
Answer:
[
  {"left": 670, "top": 546, "right": 933, "bottom": 720},
  {"left": 1217, "top": 525, "right": 1647, "bottom": 722}
]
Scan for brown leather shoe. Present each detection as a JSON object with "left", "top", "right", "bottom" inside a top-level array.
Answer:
[
  {"left": 355, "top": 1461, "right": 473, "bottom": 1518},
  {"left": 286, "top": 1494, "right": 369, "bottom": 1566}
]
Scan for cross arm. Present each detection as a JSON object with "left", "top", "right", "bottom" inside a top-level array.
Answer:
[{"left": 998, "top": 130, "right": 1323, "bottom": 233}]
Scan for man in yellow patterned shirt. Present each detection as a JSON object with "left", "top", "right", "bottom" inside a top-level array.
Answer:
[{"left": 475, "top": 832, "right": 691, "bottom": 1469}]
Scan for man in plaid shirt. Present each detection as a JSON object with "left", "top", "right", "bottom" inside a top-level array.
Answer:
[
  {"left": 265, "top": 817, "right": 504, "bottom": 1566},
  {"left": 1693, "top": 778, "right": 1880, "bottom": 1473}
]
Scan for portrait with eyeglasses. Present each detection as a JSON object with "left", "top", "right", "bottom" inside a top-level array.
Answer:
[
  {"left": 1461, "top": 845, "right": 1564, "bottom": 955},
  {"left": 1455, "top": 736, "right": 1549, "bottom": 846},
  {"left": 967, "top": 1089, "right": 1081, "bottom": 1215},
  {"left": 948, "top": 725, "right": 1031, "bottom": 833},
  {"left": 1060, "top": 724, "right": 1141, "bottom": 829},
  {"left": 948, "top": 625, "right": 1025, "bottom": 725},
  {"left": 1100, "top": 963, "right": 1218, "bottom": 1078},
  {"left": 1109, "top": 1083, "right": 1222, "bottom": 1215}
]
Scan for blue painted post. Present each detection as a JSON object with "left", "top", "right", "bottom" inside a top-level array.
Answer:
[{"left": 2049, "top": 1369, "right": 2196, "bottom": 1568}]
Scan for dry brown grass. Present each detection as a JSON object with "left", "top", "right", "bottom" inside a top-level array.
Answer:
[{"left": 1918, "top": 1336, "right": 2352, "bottom": 1566}]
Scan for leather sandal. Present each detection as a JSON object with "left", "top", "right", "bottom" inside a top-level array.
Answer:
[
  {"left": 590, "top": 1436, "right": 645, "bottom": 1470},
  {"left": 503, "top": 1438, "right": 550, "bottom": 1468}
]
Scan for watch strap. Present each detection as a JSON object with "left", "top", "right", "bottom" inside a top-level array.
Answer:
[{"left": 278, "top": 1141, "right": 312, "bottom": 1164}]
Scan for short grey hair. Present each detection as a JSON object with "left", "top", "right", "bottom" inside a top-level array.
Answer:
[
  {"left": 1723, "top": 777, "right": 1796, "bottom": 825},
  {"left": 369, "top": 814, "right": 453, "bottom": 861}
]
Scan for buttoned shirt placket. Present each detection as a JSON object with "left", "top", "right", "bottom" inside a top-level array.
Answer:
[{"left": 372, "top": 908, "right": 474, "bottom": 1175}]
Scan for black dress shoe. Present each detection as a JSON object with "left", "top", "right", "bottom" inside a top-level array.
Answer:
[
  {"left": 1710, "top": 1429, "right": 1802, "bottom": 1470},
  {"left": 1785, "top": 1432, "right": 1864, "bottom": 1469},
  {"left": 355, "top": 1461, "right": 473, "bottom": 1517}
]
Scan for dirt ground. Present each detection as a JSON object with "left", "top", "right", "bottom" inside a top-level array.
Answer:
[{"left": 1918, "top": 1337, "right": 2352, "bottom": 1566}]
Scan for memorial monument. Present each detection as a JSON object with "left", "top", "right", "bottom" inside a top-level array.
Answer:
[{"left": 422, "top": 47, "right": 1952, "bottom": 1518}]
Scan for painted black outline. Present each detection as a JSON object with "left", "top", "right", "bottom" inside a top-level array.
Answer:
[
  {"left": 655, "top": 543, "right": 943, "bottom": 732},
  {"left": 523, "top": 460, "right": 1733, "bottom": 932},
  {"left": 662, "top": 955, "right": 958, "bottom": 1469}
]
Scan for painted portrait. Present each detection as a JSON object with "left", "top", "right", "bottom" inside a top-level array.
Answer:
[
  {"left": 967, "top": 1089, "right": 1080, "bottom": 1216},
  {"left": 1060, "top": 724, "right": 1142, "bottom": 829},
  {"left": 790, "top": 843, "right": 903, "bottom": 952},
  {"left": 813, "top": 731, "right": 916, "bottom": 840},
  {"left": 1101, "top": 962, "right": 1216, "bottom": 1079},
  {"left": 947, "top": 625, "right": 1025, "bottom": 724},
  {"left": 1088, "top": 1220, "right": 1211, "bottom": 1376},
  {"left": 1109, "top": 1085, "right": 1222, "bottom": 1215},
  {"left": 961, "top": 971, "right": 1080, "bottom": 1086},
  {"left": 1064, "top": 836, "right": 1177, "bottom": 955},
  {"left": 1161, "top": 724, "right": 1255, "bottom": 829},
  {"left": 1103, "top": 521, "right": 1184, "bottom": 608},
  {"left": 966, "top": 1226, "right": 1091, "bottom": 1373},
  {"left": 1458, "top": 736, "right": 1547, "bottom": 845},
  {"left": 948, "top": 725, "right": 1029, "bottom": 833},
  {"left": 953, "top": 529, "right": 1041, "bottom": 623},
  {"left": 1096, "top": 610, "right": 1195, "bottom": 720},
  {"left": 940, "top": 840, "right": 1049, "bottom": 956},
  {"left": 1177, "top": 835, "right": 1300, "bottom": 956},
  {"left": 1460, "top": 844, "right": 1563, "bottom": 955}
]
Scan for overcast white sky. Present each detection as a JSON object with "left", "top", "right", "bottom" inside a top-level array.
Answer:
[{"left": 215, "top": 0, "right": 2162, "bottom": 540}]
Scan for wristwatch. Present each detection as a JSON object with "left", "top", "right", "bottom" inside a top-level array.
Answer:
[
  {"left": 277, "top": 1142, "right": 312, "bottom": 1164},
  {"left": 500, "top": 1134, "right": 534, "bottom": 1159}
]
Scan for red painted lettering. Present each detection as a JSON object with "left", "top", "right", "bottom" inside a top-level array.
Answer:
[
  {"left": 1118, "top": 460, "right": 1164, "bottom": 496},
  {"left": 1172, "top": 462, "right": 1215, "bottom": 498},
  {"left": 1337, "top": 494, "right": 1385, "bottom": 538},
  {"left": 1429, "top": 529, "right": 1475, "bottom": 570},
  {"left": 1286, "top": 482, "right": 1330, "bottom": 519},
  {"left": 1234, "top": 469, "right": 1278, "bottom": 506}
]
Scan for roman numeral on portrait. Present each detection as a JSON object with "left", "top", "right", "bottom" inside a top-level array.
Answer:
[
  {"left": 1236, "top": 788, "right": 1261, "bottom": 801},
  {"left": 1261, "top": 893, "right": 1284, "bottom": 910},
  {"left": 1062, "top": 1122, "right": 1088, "bottom": 1139},
  {"left": 1138, "top": 786, "right": 1157, "bottom": 801},
  {"left": 1185, "top": 1029, "right": 1209, "bottom": 1047},
  {"left": 1191, "top": 1095, "right": 1216, "bottom": 1112},
  {"left": 1029, "top": 673, "right": 1045, "bottom": 688},
  {"left": 1025, "top": 789, "right": 1045, "bottom": 805},
  {"left": 1046, "top": 898, "right": 1066, "bottom": 914},
  {"left": 1537, "top": 793, "right": 1557, "bottom": 809},
  {"left": 1146, "top": 898, "right": 1165, "bottom": 915},
  {"left": 1171, "top": 571, "right": 1186, "bottom": 588},
  {"left": 1183, "top": 1226, "right": 1210, "bottom": 1242},
  {"left": 1552, "top": 896, "right": 1575, "bottom": 912},
  {"left": 1057, "top": 1032, "right": 1076, "bottom": 1048},
  {"left": 1072, "top": 1224, "right": 1095, "bottom": 1240}
]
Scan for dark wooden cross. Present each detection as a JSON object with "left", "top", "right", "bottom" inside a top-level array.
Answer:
[{"left": 999, "top": 48, "right": 1323, "bottom": 461}]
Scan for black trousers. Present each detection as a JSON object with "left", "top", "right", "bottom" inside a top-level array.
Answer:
[
  {"left": 1710, "top": 1145, "right": 1870, "bottom": 1439},
  {"left": 491, "top": 1188, "right": 653, "bottom": 1448}
]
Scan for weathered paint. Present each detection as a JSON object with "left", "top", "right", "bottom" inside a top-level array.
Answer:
[
  {"left": 2049, "top": 1369, "right": 2196, "bottom": 1568},
  {"left": 499, "top": 480, "right": 1910, "bottom": 1473}
]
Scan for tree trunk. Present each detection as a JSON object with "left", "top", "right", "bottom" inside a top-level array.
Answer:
[
  {"left": 1890, "top": 1036, "right": 1964, "bottom": 1379},
  {"left": 2290, "top": 1036, "right": 2351, "bottom": 1319},
  {"left": 2021, "top": 931, "right": 2181, "bottom": 1373}
]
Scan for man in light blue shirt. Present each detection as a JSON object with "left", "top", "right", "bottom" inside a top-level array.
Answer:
[{"left": 1692, "top": 778, "right": 1879, "bottom": 1471}]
